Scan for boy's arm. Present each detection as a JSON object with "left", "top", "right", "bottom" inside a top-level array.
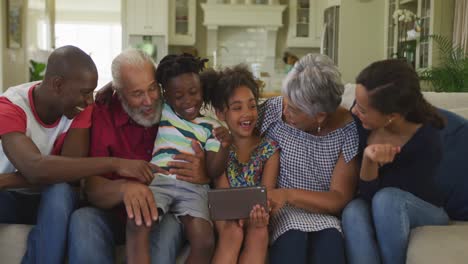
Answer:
[
  {"left": 205, "top": 147, "right": 229, "bottom": 179},
  {"left": 206, "top": 125, "right": 232, "bottom": 179}
]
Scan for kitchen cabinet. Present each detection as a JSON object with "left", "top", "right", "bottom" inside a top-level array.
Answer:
[
  {"left": 287, "top": 0, "right": 328, "bottom": 48},
  {"left": 126, "top": 0, "right": 168, "bottom": 36},
  {"left": 384, "top": 0, "right": 454, "bottom": 69},
  {"left": 169, "top": 0, "right": 196, "bottom": 45}
]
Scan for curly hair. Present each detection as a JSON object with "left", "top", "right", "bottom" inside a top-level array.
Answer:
[
  {"left": 201, "top": 64, "right": 259, "bottom": 111},
  {"left": 155, "top": 53, "right": 208, "bottom": 92}
]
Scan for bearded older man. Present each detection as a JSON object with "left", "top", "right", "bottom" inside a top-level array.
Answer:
[{"left": 67, "top": 49, "right": 210, "bottom": 264}]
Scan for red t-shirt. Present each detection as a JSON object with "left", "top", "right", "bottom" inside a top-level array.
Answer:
[
  {"left": 90, "top": 94, "right": 158, "bottom": 180},
  {"left": 0, "top": 83, "right": 93, "bottom": 154}
]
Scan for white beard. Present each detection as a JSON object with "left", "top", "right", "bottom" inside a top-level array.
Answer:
[{"left": 118, "top": 93, "right": 163, "bottom": 128}]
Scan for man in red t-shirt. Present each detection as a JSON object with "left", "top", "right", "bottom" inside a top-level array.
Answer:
[
  {"left": 0, "top": 46, "right": 160, "bottom": 264},
  {"left": 68, "top": 49, "right": 211, "bottom": 264}
]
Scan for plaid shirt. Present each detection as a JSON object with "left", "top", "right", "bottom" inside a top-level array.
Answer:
[{"left": 258, "top": 97, "right": 359, "bottom": 243}]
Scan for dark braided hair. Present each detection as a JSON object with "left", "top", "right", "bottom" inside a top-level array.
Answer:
[
  {"left": 356, "top": 59, "right": 445, "bottom": 129},
  {"left": 201, "top": 64, "right": 259, "bottom": 112},
  {"left": 155, "top": 53, "right": 208, "bottom": 92}
]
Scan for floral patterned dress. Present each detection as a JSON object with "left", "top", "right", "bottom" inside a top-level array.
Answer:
[{"left": 226, "top": 137, "right": 280, "bottom": 187}]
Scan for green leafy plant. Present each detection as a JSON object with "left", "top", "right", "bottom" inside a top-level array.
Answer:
[
  {"left": 29, "top": 60, "right": 46, "bottom": 81},
  {"left": 419, "top": 35, "right": 468, "bottom": 92}
]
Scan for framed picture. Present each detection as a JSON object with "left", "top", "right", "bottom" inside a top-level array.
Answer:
[{"left": 6, "top": 0, "right": 23, "bottom": 49}]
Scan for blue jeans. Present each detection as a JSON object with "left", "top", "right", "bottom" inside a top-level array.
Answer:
[
  {"left": 68, "top": 206, "right": 184, "bottom": 264},
  {"left": 269, "top": 228, "right": 346, "bottom": 264},
  {"left": 342, "top": 187, "right": 449, "bottom": 264},
  {"left": 0, "top": 183, "right": 78, "bottom": 264}
]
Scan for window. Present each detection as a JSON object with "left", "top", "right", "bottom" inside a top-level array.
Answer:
[
  {"left": 55, "top": 23, "right": 121, "bottom": 89},
  {"left": 55, "top": 0, "right": 122, "bottom": 89}
]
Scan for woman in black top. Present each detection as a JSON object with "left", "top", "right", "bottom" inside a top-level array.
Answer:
[{"left": 341, "top": 60, "right": 449, "bottom": 264}]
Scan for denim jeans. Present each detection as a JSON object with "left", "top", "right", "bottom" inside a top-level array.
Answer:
[
  {"left": 68, "top": 206, "right": 184, "bottom": 264},
  {"left": 0, "top": 183, "right": 78, "bottom": 264},
  {"left": 342, "top": 187, "right": 449, "bottom": 264},
  {"left": 269, "top": 228, "right": 346, "bottom": 264}
]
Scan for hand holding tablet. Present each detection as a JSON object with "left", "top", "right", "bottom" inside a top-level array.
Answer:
[{"left": 208, "top": 186, "right": 268, "bottom": 221}]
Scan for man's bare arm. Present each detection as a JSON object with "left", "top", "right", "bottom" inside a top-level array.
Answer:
[
  {"left": 2, "top": 132, "right": 156, "bottom": 185},
  {"left": 85, "top": 176, "right": 127, "bottom": 208},
  {"left": 0, "top": 172, "right": 33, "bottom": 190},
  {"left": 85, "top": 176, "right": 159, "bottom": 227},
  {"left": 60, "top": 128, "right": 90, "bottom": 158}
]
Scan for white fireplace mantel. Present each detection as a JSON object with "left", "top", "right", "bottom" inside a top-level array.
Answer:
[
  {"left": 202, "top": 2, "right": 286, "bottom": 70},
  {"left": 201, "top": 3, "right": 286, "bottom": 29}
]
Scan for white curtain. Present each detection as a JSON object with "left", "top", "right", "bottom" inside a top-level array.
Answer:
[{"left": 453, "top": 0, "right": 468, "bottom": 53}]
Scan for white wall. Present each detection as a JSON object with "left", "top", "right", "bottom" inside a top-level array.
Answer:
[
  {"left": 1, "top": 1, "right": 4, "bottom": 91},
  {"left": 338, "top": 0, "right": 386, "bottom": 83},
  {"left": 55, "top": 0, "right": 120, "bottom": 23},
  {"left": 2, "top": 0, "right": 29, "bottom": 91}
]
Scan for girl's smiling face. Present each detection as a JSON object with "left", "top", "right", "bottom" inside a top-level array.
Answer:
[
  {"left": 164, "top": 72, "right": 203, "bottom": 121},
  {"left": 218, "top": 85, "right": 258, "bottom": 138}
]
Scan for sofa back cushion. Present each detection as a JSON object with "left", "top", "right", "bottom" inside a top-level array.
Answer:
[{"left": 436, "top": 109, "right": 468, "bottom": 220}]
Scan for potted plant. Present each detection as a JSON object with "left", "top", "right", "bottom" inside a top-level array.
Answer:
[
  {"left": 29, "top": 59, "right": 46, "bottom": 81},
  {"left": 419, "top": 35, "right": 468, "bottom": 92}
]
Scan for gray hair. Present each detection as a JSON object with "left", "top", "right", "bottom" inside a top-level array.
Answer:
[
  {"left": 111, "top": 48, "right": 155, "bottom": 90},
  {"left": 282, "top": 53, "right": 344, "bottom": 116}
]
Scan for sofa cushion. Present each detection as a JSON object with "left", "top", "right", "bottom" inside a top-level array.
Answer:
[
  {"left": 407, "top": 222, "right": 468, "bottom": 264},
  {"left": 0, "top": 223, "right": 189, "bottom": 263},
  {"left": 0, "top": 224, "right": 32, "bottom": 263},
  {"left": 435, "top": 109, "right": 468, "bottom": 220}
]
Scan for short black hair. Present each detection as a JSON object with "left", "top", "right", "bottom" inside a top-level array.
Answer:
[
  {"left": 44, "top": 45, "right": 97, "bottom": 80},
  {"left": 155, "top": 53, "right": 208, "bottom": 92}
]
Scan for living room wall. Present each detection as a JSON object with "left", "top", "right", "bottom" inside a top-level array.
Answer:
[
  {"left": 338, "top": 0, "right": 386, "bottom": 83},
  {"left": 1, "top": 1, "right": 4, "bottom": 90},
  {"left": 1, "top": 0, "right": 29, "bottom": 92}
]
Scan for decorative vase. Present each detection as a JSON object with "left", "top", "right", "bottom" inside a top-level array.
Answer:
[{"left": 403, "top": 43, "right": 415, "bottom": 67}]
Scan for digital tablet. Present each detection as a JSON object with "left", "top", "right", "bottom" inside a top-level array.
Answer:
[{"left": 207, "top": 186, "right": 267, "bottom": 221}]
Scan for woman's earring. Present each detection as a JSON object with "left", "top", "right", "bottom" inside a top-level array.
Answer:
[
  {"left": 317, "top": 124, "right": 321, "bottom": 133},
  {"left": 385, "top": 118, "right": 393, "bottom": 127}
]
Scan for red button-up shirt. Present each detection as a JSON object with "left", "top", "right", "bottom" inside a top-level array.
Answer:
[{"left": 90, "top": 94, "right": 158, "bottom": 180}]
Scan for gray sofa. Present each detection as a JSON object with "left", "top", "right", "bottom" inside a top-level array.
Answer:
[
  {"left": 0, "top": 223, "right": 190, "bottom": 263},
  {"left": 1, "top": 86, "right": 468, "bottom": 263}
]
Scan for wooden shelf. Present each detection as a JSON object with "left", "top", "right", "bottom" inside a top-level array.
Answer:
[{"left": 399, "top": 0, "right": 416, "bottom": 4}]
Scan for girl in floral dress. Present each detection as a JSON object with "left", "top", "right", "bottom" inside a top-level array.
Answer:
[{"left": 203, "top": 65, "right": 280, "bottom": 264}]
